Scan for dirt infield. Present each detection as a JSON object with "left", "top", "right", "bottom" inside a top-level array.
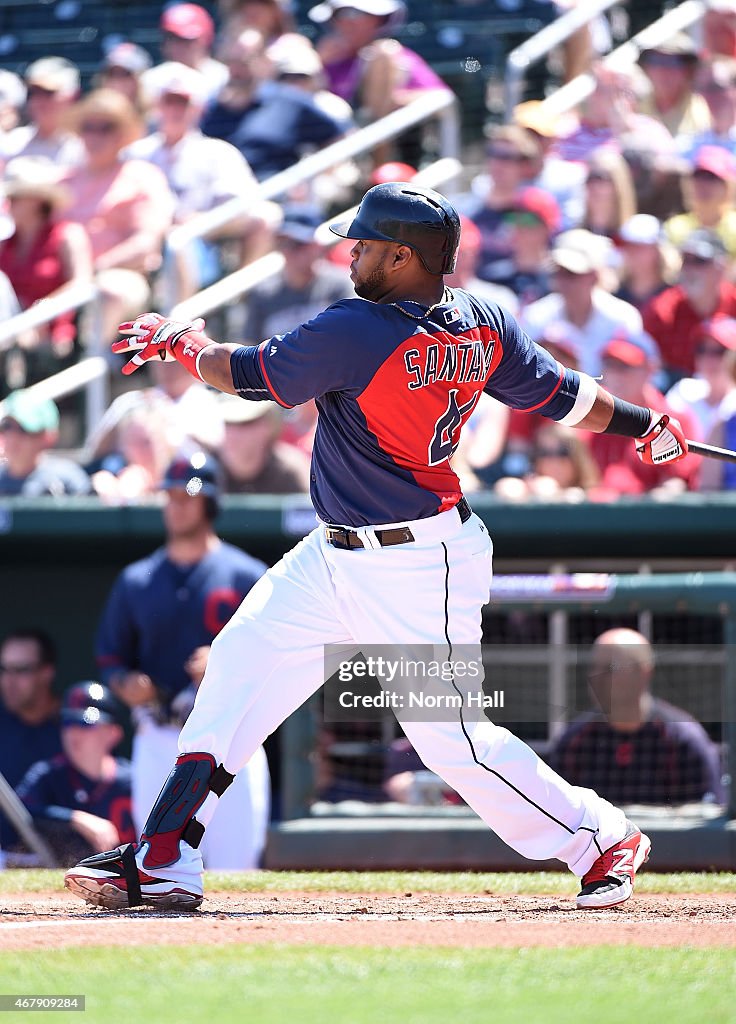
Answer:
[{"left": 2, "top": 890, "right": 736, "bottom": 949}]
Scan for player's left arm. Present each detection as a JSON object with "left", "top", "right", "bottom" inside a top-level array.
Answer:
[{"left": 485, "top": 310, "right": 687, "bottom": 467}]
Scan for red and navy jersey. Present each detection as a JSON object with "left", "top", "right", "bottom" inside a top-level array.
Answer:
[
  {"left": 96, "top": 542, "right": 266, "bottom": 702},
  {"left": 16, "top": 753, "right": 135, "bottom": 843},
  {"left": 231, "top": 288, "right": 582, "bottom": 526}
]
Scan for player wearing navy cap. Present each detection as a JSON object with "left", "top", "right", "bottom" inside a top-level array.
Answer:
[
  {"left": 16, "top": 682, "right": 135, "bottom": 866},
  {"left": 65, "top": 183, "right": 689, "bottom": 911}
]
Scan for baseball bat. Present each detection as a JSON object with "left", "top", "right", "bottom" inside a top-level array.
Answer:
[
  {"left": 0, "top": 769, "right": 58, "bottom": 868},
  {"left": 687, "top": 440, "right": 736, "bottom": 463}
]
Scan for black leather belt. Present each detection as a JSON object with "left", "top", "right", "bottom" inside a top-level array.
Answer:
[{"left": 324, "top": 497, "right": 472, "bottom": 550}]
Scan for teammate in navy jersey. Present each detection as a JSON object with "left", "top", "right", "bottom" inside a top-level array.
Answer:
[
  {"left": 66, "top": 183, "right": 690, "bottom": 913},
  {"left": 16, "top": 682, "right": 134, "bottom": 867}
]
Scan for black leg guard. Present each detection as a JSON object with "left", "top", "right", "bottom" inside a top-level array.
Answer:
[{"left": 139, "top": 752, "right": 234, "bottom": 871}]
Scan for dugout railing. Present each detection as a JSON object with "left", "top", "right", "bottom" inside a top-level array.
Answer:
[{"left": 269, "top": 571, "right": 736, "bottom": 870}]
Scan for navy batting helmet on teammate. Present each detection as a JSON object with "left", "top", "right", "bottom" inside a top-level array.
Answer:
[
  {"left": 61, "top": 681, "right": 123, "bottom": 727},
  {"left": 329, "top": 182, "right": 461, "bottom": 275},
  {"left": 162, "top": 451, "right": 221, "bottom": 517}
]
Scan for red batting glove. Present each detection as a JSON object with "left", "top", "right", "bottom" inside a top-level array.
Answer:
[
  {"left": 112, "top": 312, "right": 212, "bottom": 378},
  {"left": 635, "top": 411, "right": 688, "bottom": 466}
]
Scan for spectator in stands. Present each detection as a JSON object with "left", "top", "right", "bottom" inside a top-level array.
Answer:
[
  {"left": 667, "top": 317, "right": 736, "bottom": 440},
  {"left": 0, "top": 391, "right": 91, "bottom": 496},
  {"left": 512, "top": 100, "right": 585, "bottom": 230},
  {"left": 0, "top": 70, "right": 26, "bottom": 134},
  {"left": 0, "top": 58, "right": 83, "bottom": 169},
  {"left": 95, "top": 43, "right": 153, "bottom": 115},
  {"left": 16, "top": 682, "right": 135, "bottom": 866},
  {"left": 494, "top": 422, "right": 599, "bottom": 501},
  {"left": 664, "top": 146, "right": 736, "bottom": 258},
  {"left": 521, "top": 229, "right": 644, "bottom": 376},
  {"left": 0, "top": 269, "right": 22, "bottom": 396},
  {"left": 308, "top": 0, "right": 448, "bottom": 125},
  {"left": 590, "top": 333, "right": 698, "bottom": 494},
  {"left": 201, "top": 28, "right": 351, "bottom": 180},
  {"left": 615, "top": 214, "right": 678, "bottom": 311},
  {"left": 0, "top": 158, "right": 93, "bottom": 390},
  {"left": 151, "top": 2, "right": 228, "bottom": 103},
  {"left": 88, "top": 399, "right": 179, "bottom": 504},
  {"left": 582, "top": 148, "right": 637, "bottom": 240},
  {"left": 217, "top": 394, "right": 311, "bottom": 493},
  {"left": 702, "top": 0, "right": 736, "bottom": 61},
  {"left": 85, "top": 356, "right": 225, "bottom": 466},
  {"left": 267, "top": 32, "right": 355, "bottom": 125},
  {"left": 618, "top": 128, "right": 685, "bottom": 224},
  {"left": 219, "top": 0, "right": 295, "bottom": 44},
  {"left": 462, "top": 125, "right": 540, "bottom": 284},
  {"left": 637, "top": 35, "right": 712, "bottom": 138},
  {"left": 550, "top": 628, "right": 723, "bottom": 805},
  {"left": 556, "top": 64, "right": 673, "bottom": 164},
  {"left": 127, "top": 62, "right": 275, "bottom": 301},
  {"left": 445, "top": 215, "right": 519, "bottom": 316},
  {"left": 384, "top": 735, "right": 463, "bottom": 805},
  {"left": 643, "top": 229, "right": 736, "bottom": 379},
  {"left": 96, "top": 452, "right": 270, "bottom": 868},
  {"left": 63, "top": 89, "right": 173, "bottom": 349},
  {"left": 239, "top": 204, "right": 351, "bottom": 343},
  {"left": 0, "top": 628, "right": 62, "bottom": 856},
  {"left": 488, "top": 188, "right": 559, "bottom": 310},
  {"left": 680, "top": 59, "right": 736, "bottom": 159}
]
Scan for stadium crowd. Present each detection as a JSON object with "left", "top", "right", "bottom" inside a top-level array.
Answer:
[{"left": 1, "top": 0, "right": 735, "bottom": 861}]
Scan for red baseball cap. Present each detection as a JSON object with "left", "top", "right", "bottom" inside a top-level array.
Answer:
[
  {"left": 369, "top": 162, "right": 417, "bottom": 186},
  {"left": 459, "top": 215, "right": 481, "bottom": 250},
  {"left": 601, "top": 332, "right": 652, "bottom": 367},
  {"left": 692, "top": 145, "right": 736, "bottom": 181},
  {"left": 161, "top": 4, "right": 215, "bottom": 45},
  {"left": 695, "top": 316, "right": 736, "bottom": 350},
  {"left": 510, "top": 187, "right": 560, "bottom": 235}
]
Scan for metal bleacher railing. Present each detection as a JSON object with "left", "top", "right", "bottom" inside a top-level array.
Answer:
[
  {"left": 539, "top": 0, "right": 707, "bottom": 117},
  {"left": 0, "top": 89, "right": 459, "bottom": 434},
  {"left": 503, "top": 0, "right": 622, "bottom": 120},
  {"left": 280, "top": 572, "right": 736, "bottom": 832}
]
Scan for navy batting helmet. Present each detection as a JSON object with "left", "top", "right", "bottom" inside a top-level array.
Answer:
[
  {"left": 61, "top": 681, "right": 123, "bottom": 727},
  {"left": 329, "top": 182, "right": 461, "bottom": 275},
  {"left": 162, "top": 451, "right": 221, "bottom": 518}
]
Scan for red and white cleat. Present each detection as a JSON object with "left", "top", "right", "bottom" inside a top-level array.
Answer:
[
  {"left": 64, "top": 843, "right": 203, "bottom": 911},
  {"left": 576, "top": 822, "right": 651, "bottom": 910}
]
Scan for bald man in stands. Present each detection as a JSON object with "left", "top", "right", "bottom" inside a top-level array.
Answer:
[{"left": 550, "top": 628, "right": 723, "bottom": 806}]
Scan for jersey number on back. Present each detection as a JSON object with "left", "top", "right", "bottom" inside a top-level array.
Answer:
[{"left": 428, "top": 389, "right": 478, "bottom": 466}]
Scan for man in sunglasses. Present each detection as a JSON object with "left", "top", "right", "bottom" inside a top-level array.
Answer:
[
  {"left": 0, "top": 628, "right": 62, "bottom": 858},
  {"left": 638, "top": 34, "right": 711, "bottom": 138},
  {"left": 644, "top": 228, "right": 736, "bottom": 380},
  {"left": 0, "top": 57, "right": 83, "bottom": 170}
]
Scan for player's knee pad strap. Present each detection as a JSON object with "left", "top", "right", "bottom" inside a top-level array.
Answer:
[{"left": 140, "top": 752, "right": 234, "bottom": 868}]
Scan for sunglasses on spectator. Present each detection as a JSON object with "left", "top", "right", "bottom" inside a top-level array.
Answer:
[
  {"left": 695, "top": 343, "right": 727, "bottom": 357},
  {"left": 105, "top": 66, "right": 135, "bottom": 79},
  {"left": 487, "top": 148, "right": 526, "bottom": 162},
  {"left": 161, "top": 92, "right": 192, "bottom": 106},
  {"left": 80, "top": 120, "right": 119, "bottom": 135},
  {"left": 642, "top": 52, "right": 689, "bottom": 69},
  {"left": 681, "top": 253, "right": 714, "bottom": 267},
  {"left": 534, "top": 445, "right": 572, "bottom": 459},
  {"left": 0, "top": 418, "right": 32, "bottom": 434},
  {"left": 27, "top": 84, "right": 59, "bottom": 99},
  {"left": 333, "top": 7, "right": 372, "bottom": 18},
  {"left": 586, "top": 171, "right": 612, "bottom": 184},
  {"left": 0, "top": 662, "right": 42, "bottom": 674},
  {"left": 506, "top": 211, "right": 544, "bottom": 228},
  {"left": 163, "top": 31, "right": 199, "bottom": 44}
]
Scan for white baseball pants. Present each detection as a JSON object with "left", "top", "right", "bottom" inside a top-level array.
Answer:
[{"left": 180, "top": 505, "right": 626, "bottom": 876}]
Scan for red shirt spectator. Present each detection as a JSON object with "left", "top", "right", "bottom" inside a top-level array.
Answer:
[
  {"left": 643, "top": 229, "right": 736, "bottom": 376},
  {"left": 590, "top": 335, "right": 699, "bottom": 494}
]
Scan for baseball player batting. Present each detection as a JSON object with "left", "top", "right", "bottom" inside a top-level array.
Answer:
[{"left": 64, "top": 183, "right": 688, "bottom": 912}]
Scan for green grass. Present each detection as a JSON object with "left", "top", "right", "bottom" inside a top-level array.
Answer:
[
  {"left": 1, "top": 946, "right": 734, "bottom": 1024},
  {"left": 6, "top": 868, "right": 736, "bottom": 895}
]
